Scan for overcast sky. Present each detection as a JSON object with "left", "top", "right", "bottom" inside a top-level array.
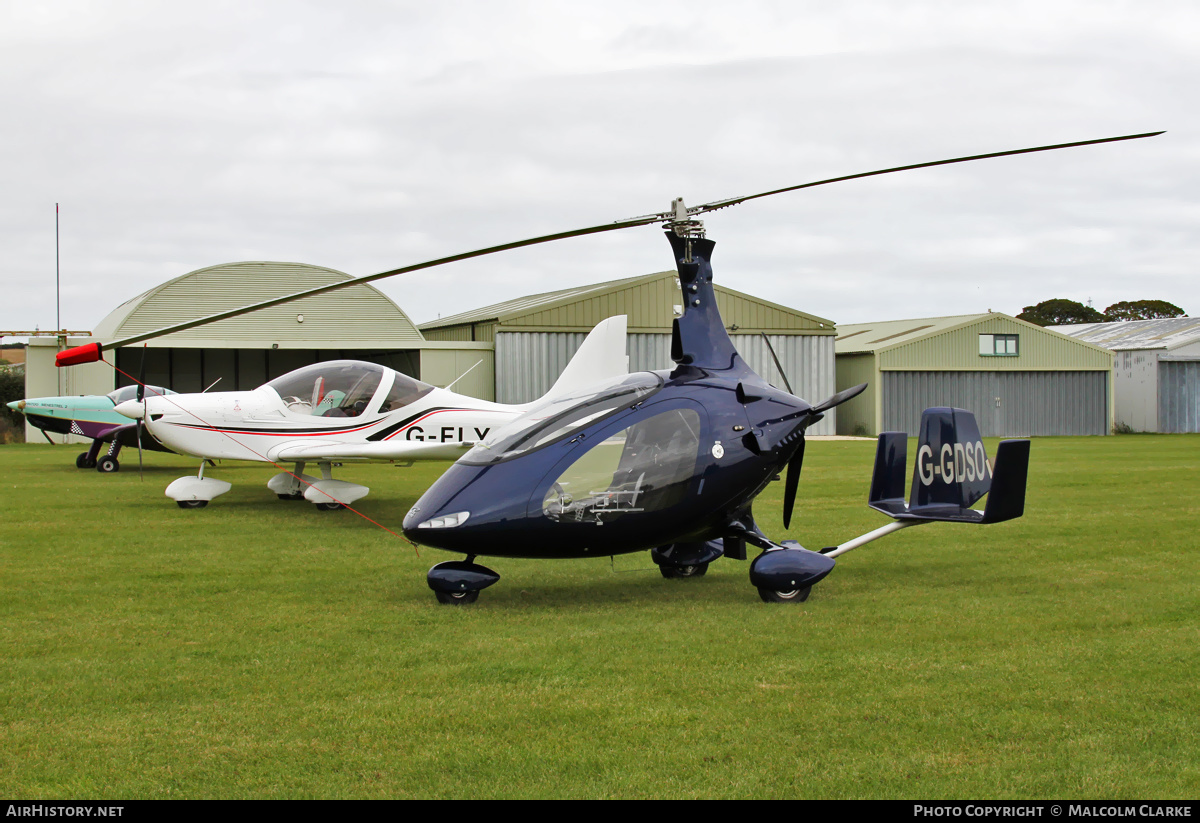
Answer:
[{"left": 2, "top": 0, "right": 1195, "bottom": 341}]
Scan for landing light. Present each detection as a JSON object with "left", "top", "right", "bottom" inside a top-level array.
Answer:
[{"left": 416, "top": 511, "right": 470, "bottom": 529}]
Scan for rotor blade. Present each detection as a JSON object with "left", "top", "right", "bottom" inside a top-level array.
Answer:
[
  {"left": 760, "top": 332, "right": 793, "bottom": 395},
  {"left": 688, "top": 132, "right": 1165, "bottom": 217},
  {"left": 136, "top": 419, "right": 144, "bottom": 480},
  {"left": 783, "top": 436, "right": 805, "bottom": 531},
  {"left": 55, "top": 130, "right": 1162, "bottom": 364},
  {"left": 86, "top": 214, "right": 665, "bottom": 355}
]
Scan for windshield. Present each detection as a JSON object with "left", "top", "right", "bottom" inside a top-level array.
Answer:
[
  {"left": 378, "top": 372, "right": 435, "bottom": 413},
  {"left": 543, "top": 407, "right": 701, "bottom": 525},
  {"left": 107, "top": 385, "right": 176, "bottom": 404},
  {"left": 461, "top": 372, "right": 663, "bottom": 465},
  {"left": 265, "top": 361, "right": 387, "bottom": 418}
]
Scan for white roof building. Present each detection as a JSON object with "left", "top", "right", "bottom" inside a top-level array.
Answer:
[{"left": 1052, "top": 317, "right": 1200, "bottom": 433}]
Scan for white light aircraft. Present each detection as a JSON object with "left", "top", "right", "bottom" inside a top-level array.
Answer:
[{"left": 115, "top": 315, "right": 629, "bottom": 510}]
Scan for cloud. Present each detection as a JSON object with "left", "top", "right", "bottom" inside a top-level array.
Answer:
[{"left": 1, "top": 1, "right": 1196, "bottom": 341}]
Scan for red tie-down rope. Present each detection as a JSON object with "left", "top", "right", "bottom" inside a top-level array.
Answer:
[{"left": 107, "top": 356, "right": 418, "bottom": 553}]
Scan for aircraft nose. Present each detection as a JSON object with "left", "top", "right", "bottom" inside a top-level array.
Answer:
[
  {"left": 5, "top": 400, "right": 23, "bottom": 411},
  {"left": 114, "top": 399, "right": 145, "bottom": 419}
]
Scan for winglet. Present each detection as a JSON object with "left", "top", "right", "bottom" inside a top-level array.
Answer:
[{"left": 56, "top": 342, "right": 103, "bottom": 367}]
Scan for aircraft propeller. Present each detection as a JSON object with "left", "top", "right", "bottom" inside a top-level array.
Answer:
[
  {"left": 783, "top": 435, "right": 805, "bottom": 530},
  {"left": 136, "top": 345, "right": 146, "bottom": 479}
]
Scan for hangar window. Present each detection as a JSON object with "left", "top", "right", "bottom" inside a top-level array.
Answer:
[{"left": 979, "top": 334, "right": 1019, "bottom": 357}]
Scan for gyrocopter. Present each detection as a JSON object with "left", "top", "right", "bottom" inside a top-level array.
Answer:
[{"left": 56, "top": 131, "right": 1162, "bottom": 604}]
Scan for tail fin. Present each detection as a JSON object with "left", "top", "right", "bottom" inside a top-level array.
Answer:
[
  {"left": 539, "top": 315, "right": 629, "bottom": 402},
  {"left": 868, "top": 407, "right": 1029, "bottom": 524}
]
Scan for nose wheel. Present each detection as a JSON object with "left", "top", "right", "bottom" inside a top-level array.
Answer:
[{"left": 427, "top": 559, "right": 499, "bottom": 605}]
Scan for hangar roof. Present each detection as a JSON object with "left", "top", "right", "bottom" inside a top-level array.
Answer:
[
  {"left": 92, "top": 261, "right": 425, "bottom": 348},
  {"left": 835, "top": 312, "right": 1111, "bottom": 371},
  {"left": 835, "top": 314, "right": 986, "bottom": 354},
  {"left": 419, "top": 271, "right": 835, "bottom": 336},
  {"left": 1052, "top": 317, "right": 1200, "bottom": 352}
]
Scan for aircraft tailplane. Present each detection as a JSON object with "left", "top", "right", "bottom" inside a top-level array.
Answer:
[{"left": 867, "top": 407, "right": 1029, "bottom": 525}]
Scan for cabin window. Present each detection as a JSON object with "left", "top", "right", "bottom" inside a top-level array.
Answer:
[
  {"left": 265, "top": 361, "right": 385, "bottom": 417},
  {"left": 542, "top": 407, "right": 701, "bottom": 525},
  {"left": 978, "top": 333, "right": 1019, "bottom": 357}
]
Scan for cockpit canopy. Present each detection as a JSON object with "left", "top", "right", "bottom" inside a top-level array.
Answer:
[
  {"left": 264, "top": 361, "right": 433, "bottom": 418},
  {"left": 107, "top": 385, "right": 176, "bottom": 404},
  {"left": 462, "top": 371, "right": 663, "bottom": 465}
]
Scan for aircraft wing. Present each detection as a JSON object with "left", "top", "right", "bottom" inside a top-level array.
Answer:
[{"left": 271, "top": 439, "right": 477, "bottom": 462}]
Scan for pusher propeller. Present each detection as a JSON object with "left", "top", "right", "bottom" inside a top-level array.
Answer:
[
  {"left": 781, "top": 383, "right": 867, "bottom": 529},
  {"left": 783, "top": 436, "right": 805, "bottom": 530}
]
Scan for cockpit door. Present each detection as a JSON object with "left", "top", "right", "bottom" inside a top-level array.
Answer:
[{"left": 535, "top": 399, "right": 709, "bottom": 526}]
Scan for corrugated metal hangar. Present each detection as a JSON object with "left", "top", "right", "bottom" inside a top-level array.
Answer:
[
  {"left": 31, "top": 261, "right": 1130, "bottom": 443},
  {"left": 419, "top": 271, "right": 840, "bottom": 435},
  {"left": 835, "top": 313, "right": 1114, "bottom": 437},
  {"left": 24, "top": 262, "right": 494, "bottom": 441},
  {"left": 1053, "top": 317, "right": 1200, "bottom": 433}
]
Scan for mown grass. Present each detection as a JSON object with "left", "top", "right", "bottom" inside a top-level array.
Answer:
[{"left": 0, "top": 436, "right": 1197, "bottom": 798}]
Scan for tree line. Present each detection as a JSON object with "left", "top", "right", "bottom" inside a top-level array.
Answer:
[{"left": 1016, "top": 299, "right": 1187, "bottom": 327}]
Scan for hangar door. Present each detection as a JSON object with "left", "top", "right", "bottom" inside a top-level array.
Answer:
[
  {"left": 881, "top": 371, "right": 1108, "bottom": 437},
  {"left": 1158, "top": 360, "right": 1200, "bottom": 433},
  {"left": 115, "top": 348, "right": 421, "bottom": 393}
]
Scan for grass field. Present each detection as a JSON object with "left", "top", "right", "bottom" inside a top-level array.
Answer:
[{"left": 1, "top": 436, "right": 1197, "bottom": 799}]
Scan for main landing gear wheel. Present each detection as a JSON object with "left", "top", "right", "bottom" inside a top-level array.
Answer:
[
  {"left": 276, "top": 492, "right": 305, "bottom": 501},
  {"left": 435, "top": 590, "right": 479, "bottom": 605},
  {"left": 177, "top": 499, "right": 208, "bottom": 509},
  {"left": 660, "top": 563, "right": 708, "bottom": 579},
  {"left": 76, "top": 453, "right": 96, "bottom": 469},
  {"left": 315, "top": 502, "right": 345, "bottom": 511},
  {"left": 757, "top": 585, "right": 812, "bottom": 604},
  {"left": 97, "top": 456, "right": 119, "bottom": 473}
]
